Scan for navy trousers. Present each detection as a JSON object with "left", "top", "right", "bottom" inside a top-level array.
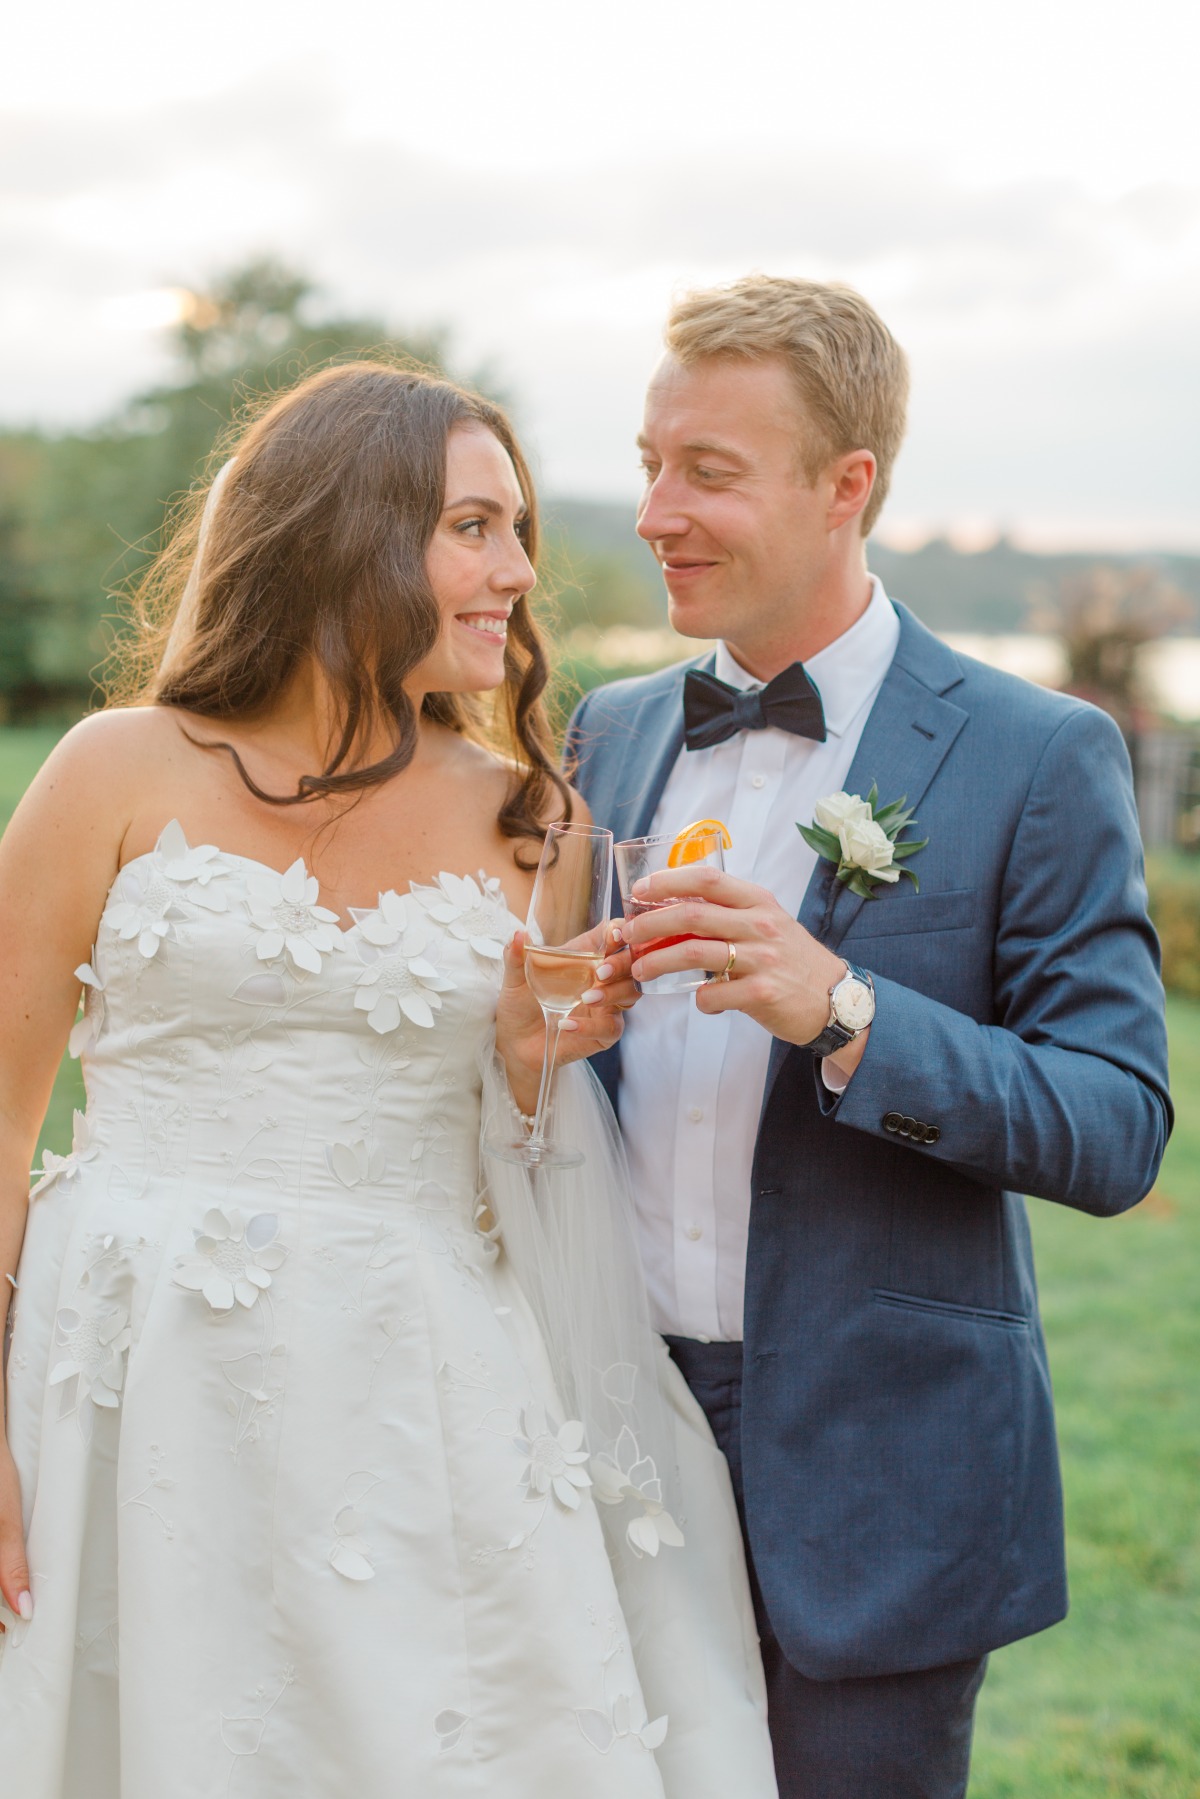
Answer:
[{"left": 665, "top": 1336, "right": 987, "bottom": 1799}]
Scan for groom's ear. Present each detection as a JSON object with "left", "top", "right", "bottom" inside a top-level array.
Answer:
[{"left": 826, "top": 450, "right": 876, "bottom": 534}]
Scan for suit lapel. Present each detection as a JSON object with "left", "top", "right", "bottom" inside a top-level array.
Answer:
[
  {"left": 762, "top": 605, "right": 968, "bottom": 1105},
  {"left": 820, "top": 663, "right": 968, "bottom": 952},
  {"left": 610, "top": 654, "right": 713, "bottom": 844}
]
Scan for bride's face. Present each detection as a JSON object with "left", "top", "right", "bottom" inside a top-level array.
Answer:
[{"left": 415, "top": 424, "right": 536, "bottom": 696}]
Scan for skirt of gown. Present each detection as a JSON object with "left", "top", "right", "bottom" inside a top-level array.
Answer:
[{"left": 0, "top": 831, "right": 777, "bottom": 1797}]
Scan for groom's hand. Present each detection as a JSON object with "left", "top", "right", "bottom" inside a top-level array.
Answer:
[{"left": 622, "top": 865, "right": 867, "bottom": 1070}]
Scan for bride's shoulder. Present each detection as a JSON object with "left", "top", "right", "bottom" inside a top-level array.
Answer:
[
  {"left": 1, "top": 708, "right": 192, "bottom": 897},
  {"left": 23, "top": 706, "right": 192, "bottom": 833},
  {"left": 47, "top": 705, "right": 190, "bottom": 779}
]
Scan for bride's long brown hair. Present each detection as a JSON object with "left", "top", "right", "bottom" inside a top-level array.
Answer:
[{"left": 114, "top": 359, "right": 571, "bottom": 860}]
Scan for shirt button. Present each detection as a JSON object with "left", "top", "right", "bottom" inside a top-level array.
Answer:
[
  {"left": 687, "top": 1106, "right": 704, "bottom": 1123},
  {"left": 685, "top": 1224, "right": 703, "bottom": 1241},
  {"left": 750, "top": 773, "right": 766, "bottom": 789}
]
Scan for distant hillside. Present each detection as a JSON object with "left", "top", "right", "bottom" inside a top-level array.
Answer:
[{"left": 544, "top": 497, "right": 1200, "bottom": 636}]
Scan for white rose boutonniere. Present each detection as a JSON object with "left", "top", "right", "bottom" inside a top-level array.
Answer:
[
  {"left": 812, "top": 791, "right": 873, "bottom": 833},
  {"left": 798, "top": 784, "right": 928, "bottom": 900}
]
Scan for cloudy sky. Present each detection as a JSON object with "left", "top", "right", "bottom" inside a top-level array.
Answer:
[{"left": 3, "top": 0, "right": 1197, "bottom": 547}]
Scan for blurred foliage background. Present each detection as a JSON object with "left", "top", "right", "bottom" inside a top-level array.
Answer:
[{"left": 4, "top": 255, "right": 1200, "bottom": 730}]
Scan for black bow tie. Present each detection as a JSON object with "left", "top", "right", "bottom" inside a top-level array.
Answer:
[{"left": 683, "top": 662, "right": 827, "bottom": 752}]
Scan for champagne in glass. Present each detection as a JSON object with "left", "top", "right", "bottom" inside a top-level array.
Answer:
[{"left": 487, "top": 821, "right": 614, "bottom": 1170}]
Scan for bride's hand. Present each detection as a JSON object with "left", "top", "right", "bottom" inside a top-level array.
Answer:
[
  {"left": 0, "top": 1439, "right": 31, "bottom": 1634},
  {"left": 495, "top": 927, "right": 638, "bottom": 1111}
]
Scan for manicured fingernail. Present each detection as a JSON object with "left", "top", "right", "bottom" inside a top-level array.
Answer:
[
  {"left": 609, "top": 924, "right": 625, "bottom": 945},
  {"left": 581, "top": 988, "right": 604, "bottom": 1005},
  {"left": 631, "top": 962, "right": 645, "bottom": 980},
  {"left": 561, "top": 1018, "right": 579, "bottom": 1031},
  {"left": 632, "top": 877, "right": 649, "bottom": 897},
  {"left": 17, "top": 1591, "right": 33, "bottom": 1621},
  {"left": 595, "top": 963, "right": 612, "bottom": 982}
]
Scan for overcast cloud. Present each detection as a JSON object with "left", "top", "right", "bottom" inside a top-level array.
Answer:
[{"left": 3, "top": 56, "right": 1198, "bottom": 547}]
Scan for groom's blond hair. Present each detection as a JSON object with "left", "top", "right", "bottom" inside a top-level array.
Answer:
[{"left": 664, "top": 275, "right": 909, "bottom": 536}]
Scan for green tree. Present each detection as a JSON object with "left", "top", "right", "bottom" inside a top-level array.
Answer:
[
  {"left": 0, "top": 258, "right": 454, "bottom": 716},
  {"left": 120, "top": 256, "right": 450, "bottom": 507}
]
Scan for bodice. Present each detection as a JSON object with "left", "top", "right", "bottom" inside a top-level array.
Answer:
[{"left": 45, "top": 821, "right": 519, "bottom": 1218}]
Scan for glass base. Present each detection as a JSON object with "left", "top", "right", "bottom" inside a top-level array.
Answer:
[
  {"left": 485, "top": 1136, "right": 585, "bottom": 1170},
  {"left": 638, "top": 969, "right": 712, "bottom": 995}
]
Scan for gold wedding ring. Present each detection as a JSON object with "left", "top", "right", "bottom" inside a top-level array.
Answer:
[{"left": 719, "top": 941, "right": 737, "bottom": 980}]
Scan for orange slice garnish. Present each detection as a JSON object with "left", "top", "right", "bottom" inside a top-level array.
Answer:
[{"left": 667, "top": 817, "right": 733, "bottom": 867}]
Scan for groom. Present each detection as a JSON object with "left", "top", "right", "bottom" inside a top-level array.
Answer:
[{"left": 569, "top": 276, "right": 1172, "bottom": 1798}]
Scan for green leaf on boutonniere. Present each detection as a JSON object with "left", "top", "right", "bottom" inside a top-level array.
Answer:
[
  {"left": 797, "top": 822, "right": 842, "bottom": 860},
  {"left": 872, "top": 796, "right": 909, "bottom": 827},
  {"left": 846, "top": 868, "right": 879, "bottom": 900},
  {"left": 796, "top": 782, "right": 930, "bottom": 899}
]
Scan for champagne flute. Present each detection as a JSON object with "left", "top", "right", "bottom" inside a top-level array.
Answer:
[{"left": 487, "top": 821, "right": 614, "bottom": 1170}]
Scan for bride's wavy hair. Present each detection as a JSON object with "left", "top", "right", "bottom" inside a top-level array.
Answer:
[{"left": 114, "top": 359, "right": 570, "bottom": 859}]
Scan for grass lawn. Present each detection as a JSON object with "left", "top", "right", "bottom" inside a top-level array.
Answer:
[
  {"left": 2, "top": 725, "right": 1198, "bottom": 1793},
  {"left": 971, "top": 991, "right": 1200, "bottom": 1798}
]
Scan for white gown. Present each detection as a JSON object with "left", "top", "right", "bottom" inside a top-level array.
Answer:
[{"left": 0, "top": 823, "right": 777, "bottom": 1798}]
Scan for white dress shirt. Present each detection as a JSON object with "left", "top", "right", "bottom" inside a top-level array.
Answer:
[{"left": 619, "top": 578, "right": 901, "bottom": 1341}]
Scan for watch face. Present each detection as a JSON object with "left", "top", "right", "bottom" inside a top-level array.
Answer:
[{"left": 834, "top": 976, "right": 874, "bottom": 1032}]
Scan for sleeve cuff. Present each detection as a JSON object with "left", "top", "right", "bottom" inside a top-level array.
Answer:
[{"left": 820, "top": 1057, "right": 851, "bottom": 1094}]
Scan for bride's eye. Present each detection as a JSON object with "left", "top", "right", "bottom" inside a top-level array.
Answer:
[{"left": 455, "top": 518, "right": 486, "bottom": 537}]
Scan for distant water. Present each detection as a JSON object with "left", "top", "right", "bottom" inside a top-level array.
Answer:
[
  {"left": 943, "top": 635, "right": 1200, "bottom": 721},
  {"left": 569, "top": 626, "right": 1200, "bottom": 722}
]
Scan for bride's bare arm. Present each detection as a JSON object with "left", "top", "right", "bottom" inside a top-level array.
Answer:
[{"left": 0, "top": 713, "right": 139, "bottom": 1625}]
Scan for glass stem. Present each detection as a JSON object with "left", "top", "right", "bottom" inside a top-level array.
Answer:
[{"left": 527, "top": 1008, "right": 568, "bottom": 1154}]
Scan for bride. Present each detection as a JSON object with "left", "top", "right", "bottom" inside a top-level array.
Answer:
[{"left": 0, "top": 361, "right": 777, "bottom": 1796}]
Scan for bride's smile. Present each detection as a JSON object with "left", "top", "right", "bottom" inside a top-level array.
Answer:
[{"left": 417, "top": 423, "right": 535, "bottom": 698}]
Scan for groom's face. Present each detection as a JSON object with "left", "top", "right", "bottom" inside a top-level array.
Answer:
[{"left": 637, "top": 353, "right": 833, "bottom": 662}]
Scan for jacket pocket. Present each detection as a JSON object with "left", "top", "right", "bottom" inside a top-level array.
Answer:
[
  {"left": 846, "top": 886, "right": 977, "bottom": 940},
  {"left": 872, "top": 1287, "right": 1030, "bottom": 1330}
]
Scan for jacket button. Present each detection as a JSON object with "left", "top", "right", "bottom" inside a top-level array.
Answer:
[
  {"left": 901, "top": 1116, "right": 918, "bottom": 1137},
  {"left": 923, "top": 1124, "right": 941, "bottom": 1145},
  {"left": 883, "top": 1112, "right": 903, "bottom": 1133}
]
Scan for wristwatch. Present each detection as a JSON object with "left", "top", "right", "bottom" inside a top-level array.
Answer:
[{"left": 803, "top": 961, "right": 875, "bottom": 1057}]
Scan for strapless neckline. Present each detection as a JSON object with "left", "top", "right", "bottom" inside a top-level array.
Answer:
[{"left": 111, "top": 819, "right": 521, "bottom": 938}]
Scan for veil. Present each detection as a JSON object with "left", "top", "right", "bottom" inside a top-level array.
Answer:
[
  {"left": 158, "top": 458, "right": 235, "bottom": 681},
  {"left": 479, "top": 1045, "right": 686, "bottom": 1585}
]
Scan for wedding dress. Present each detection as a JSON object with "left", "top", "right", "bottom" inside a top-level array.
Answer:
[{"left": 0, "top": 822, "right": 776, "bottom": 1798}]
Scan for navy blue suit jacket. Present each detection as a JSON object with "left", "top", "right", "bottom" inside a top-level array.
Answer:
[{"left": 567, "top": 601, "right": 1172, "bottom": 1681}]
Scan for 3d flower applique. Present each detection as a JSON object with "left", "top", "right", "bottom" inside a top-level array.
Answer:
[
  {"left": 590, "top": 1426, "right": 685, "bottom": 1557},
  {"left": 173, "top": 1208, "right": 287, "bottom": 1313},
  {"left": 434, "top": 1710, "right": 471, "bottom": 1753},
  {"left": 327, "top": 1470, "right": 382, "bottom": 1580},
  {"left": 69, "top": 950, "right": 107, "bottom": 1057},
  {"left": 48, "top": 1301, "right": 133, "bottom": 1410},
  {"left": 515, "top": 1402, "right": 593, "bottom": 1510},
  {"left": 246, "top": 858, "right": 345, "bottom": 975},
  {"left": 155, "top": 818, "right": 233, "bottom": 909},
  {"left": 410, "top": 871, "right": 513, "bottom": 962},
  {"left": 328, "top": 1509, "right": 374, "bottom": 1581},
  {"left": 30, "top": 1109, "right": 99, "bottom": 1198},
  {"left": 325, "top": 1138, "right": 388, "bottom": 1189},
  {"left": 104, "top": 820, "right": 235, "bottom": 959},
  {"left": 575, "top": 1693, "right": 669, "bottom": 1755},
  {"left": 104, "top": 865, "right": 186, "bottom": 959},
  {"left": 351, "top": 890, "right": 456, "bottom": 1032}
]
